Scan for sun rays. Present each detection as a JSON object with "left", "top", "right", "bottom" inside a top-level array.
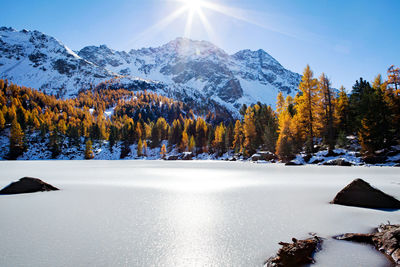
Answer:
[
  {"left": 126, "top": 0, "right": 295, "bottom": 49},
  {"left": 136, "top": 0, "right": 253, "bottom": 42}
]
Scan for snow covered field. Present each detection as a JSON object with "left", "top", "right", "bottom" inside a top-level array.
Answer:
[{"left": 0, "top": 161, "right": 399, "bottom": 267}]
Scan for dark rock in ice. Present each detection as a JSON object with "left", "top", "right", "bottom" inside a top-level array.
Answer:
[
  {"left": 334, "top": 224, "right": 400, "bottom": 266},
  {"left": 0, "top": 177, "right": 59, "bottom": 195},
  {"left": 331, "top": 179, "right": 400, "bottom": 209},
  {"left": 265, "top": 236, "right": 323, "bottom": 267}
]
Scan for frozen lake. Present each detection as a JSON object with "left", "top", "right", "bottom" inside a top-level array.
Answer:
[{"left": 0, "top": 161, "right": 399, "bottom": 267}]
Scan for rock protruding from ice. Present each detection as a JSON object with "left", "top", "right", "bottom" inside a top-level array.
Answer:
[
  {"left": 265, "top": 236, "right": 323, "bottom": 267},
  {"left": 322, "top": 158, "right": 353, "bottom": 166},
  {"left": 331, "top": 179, "right": 400, "bottom": 209},
  {"left": 0, "top": 177, "right": 59, "bottom": 195},
  {"left": 335, "top": 224, "right": 400, "bottom": 265}
]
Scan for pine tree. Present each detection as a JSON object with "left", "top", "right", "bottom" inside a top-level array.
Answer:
[
  {"left": 9, "top": 119, "right": 25, "bottom": 159},
  {"left": 85, "top": 139, "right": 94, "bottom": 159},
  {"left": 295, "top": 65, "right": 320, "bottom": 154},
  {"left": 352, "top": 77, "right": 389, "bottom": 154}
]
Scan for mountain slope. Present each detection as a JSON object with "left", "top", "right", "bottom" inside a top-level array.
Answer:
[{"left": 79, "top": 38, "right": 301, "bottom": 114}]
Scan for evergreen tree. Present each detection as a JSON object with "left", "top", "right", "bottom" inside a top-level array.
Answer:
[{"left": 318, "top": 73, "right": 336, "bottom": 153}]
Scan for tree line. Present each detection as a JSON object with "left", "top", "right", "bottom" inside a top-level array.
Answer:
[{"left": 0, "top": 64, "right": 399, "bottom": 160}]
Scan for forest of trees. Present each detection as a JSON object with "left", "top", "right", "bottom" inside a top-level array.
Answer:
[{"left": 0, "top": 64, "right": 399, "bottom": 161}]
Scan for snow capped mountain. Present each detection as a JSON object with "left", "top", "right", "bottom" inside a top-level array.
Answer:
[
  {"left": 79, "top": 37, "right": 301, "bottom": 115},
  {"left": 0, "top": 27, "right": 151, "bottom": 97},
  {"left": 0, "top": 27, "right": 301, "bottom": 117}
]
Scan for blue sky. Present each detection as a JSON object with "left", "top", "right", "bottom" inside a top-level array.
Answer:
[{"left": 1, "top": 0, "right": 399, "bottom": 90}]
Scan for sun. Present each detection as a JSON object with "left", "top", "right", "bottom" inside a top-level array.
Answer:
[{"left": 182, "top": 0, "right": 204, "bottom": 12}]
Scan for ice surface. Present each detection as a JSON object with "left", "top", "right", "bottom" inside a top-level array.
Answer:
[{"left": 0, "top": 161, "right": 398, "bottom": 266}]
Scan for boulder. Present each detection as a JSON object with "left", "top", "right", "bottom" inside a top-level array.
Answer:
[
  {"left": 322, "top": 158, "right": 352, "bottom": 166},
  {"left": 265, "top": 236, "right": 323, "bottom": 267},
  {"left": 335, "top": 224, "right": 400, "bottom": 266},
  {"left": 0, "top": 177, "right": 59, "bottom": 195},
  {"left": 182, "top": 152, "right": 193, "bottom": 160},
  {"left": 251, "top": 151, "right": 277, "bottom": 162},
  {"left": 331, "top": 179, "right": 400, "bottom": 209}
]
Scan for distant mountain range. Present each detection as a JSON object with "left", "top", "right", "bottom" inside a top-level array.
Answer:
[{"left": 0, "top": 26, "right": 301, "bottom": 118}]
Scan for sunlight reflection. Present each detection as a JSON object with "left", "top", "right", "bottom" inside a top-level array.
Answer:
[{"left": 163, "top": 193, "right": 220, "bottom": 266}]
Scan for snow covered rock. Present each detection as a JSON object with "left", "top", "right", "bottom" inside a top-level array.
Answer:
[
  {"left": 331, "top": 179, "right": 400, "bottom": 209},
  {"left": 0, "top": 177, "right": 59, "bottom": 194}
]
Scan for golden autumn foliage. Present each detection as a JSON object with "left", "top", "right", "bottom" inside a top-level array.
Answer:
[{"left": 295, "top": 65, "right": 321, "bottom": 153}]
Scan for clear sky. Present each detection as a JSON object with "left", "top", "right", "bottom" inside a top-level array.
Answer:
[{"left": 1, "top": 0, "right": 399, "bottom": 90}]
